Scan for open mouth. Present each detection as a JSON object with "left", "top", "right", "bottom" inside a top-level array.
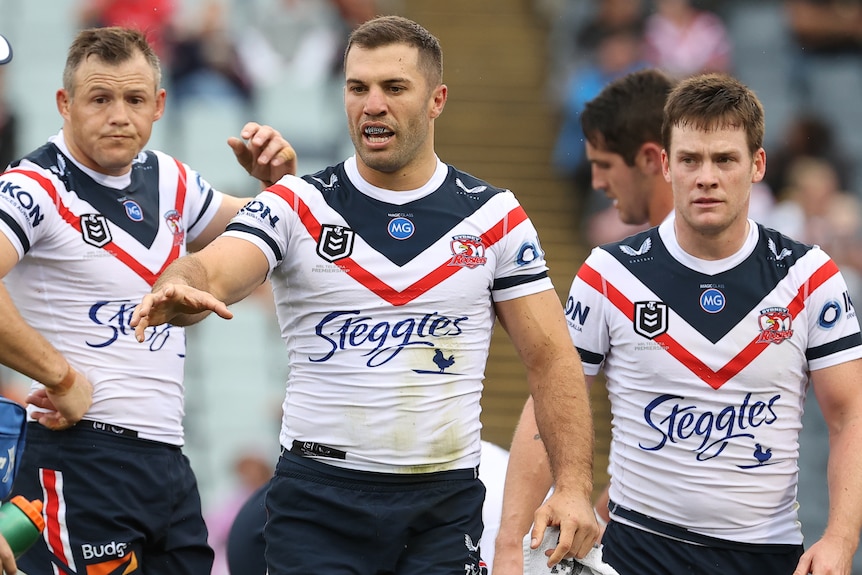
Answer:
[{"left": 363, "top": 125, "right": 393, "bottom": 143}]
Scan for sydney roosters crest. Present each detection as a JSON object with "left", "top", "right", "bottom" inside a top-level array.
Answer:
[
  {"left": 757, "top": 307, "right": 793, "bottom": 344},
  {"left": 448, "top": 235, "right": 487, "bottom": 269},
  {"left": 164, "top": 210, "right": 185, "bottom": 246}
]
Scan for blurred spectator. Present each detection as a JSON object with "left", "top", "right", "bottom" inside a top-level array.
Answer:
[
  {"left": 237, "top": 0, "right": 373, "bottom": 90},
  {"left": 785, "top": 0, "right": 862, "bottom": 55},
  {"left": 169, "top": 0, "right": 254, "bottom": 111},
  {"left": 765, "top": 156, "right": 862, "bottom": 302},
  {"left": 552, "top": 25, "right": 648, "bottom": 201},
  {"left": 77, "top": 0, "right": 176, "bottom": 59},
  {"left": 784, "top": 0, "right": 862, "bottom": 195},
  {"left": 643, "top": 0, "right": 732, "bottom": 78},
  {"left": 763, "top": 113, "right": 854, "bottom": 201},
  {"left": 547, "top": 0, "right": 647, "bottom": 104},
  {"left": 206, "top": 452, "right": 274, "bottom": 575},
  {"left": 574, "top": 0, "right": 647, "bottom": 64}
]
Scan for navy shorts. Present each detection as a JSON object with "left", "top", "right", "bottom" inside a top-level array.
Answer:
[
  {"left": 12, "top": 422, "right": 213, "bottom": 575},
  {"left": 264, "top": 449, "right": 486, "bottom": 574},
  {"left": 602, "top": 520, "right": 804, "bottom": 575},
  {"left": 226, "top": 483, "right": 268, "bottom": 575}
]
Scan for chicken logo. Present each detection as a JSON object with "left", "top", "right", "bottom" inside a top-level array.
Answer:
[
  {"left": 412, "top": 348, "right": 461, "bottom": 375},
  {"left": 738, "top": 442, "right": 777, "bottom": 469},
  {"left": 756, "top": 307, "right": 793, "bottom": 344},
  {"left": 449, "top": 235, "right": 487, "bottom": 269}
]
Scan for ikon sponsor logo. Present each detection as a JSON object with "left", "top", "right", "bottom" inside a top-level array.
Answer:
[{"left": 0, "top": 180, "right": 45, "bottom": 227}]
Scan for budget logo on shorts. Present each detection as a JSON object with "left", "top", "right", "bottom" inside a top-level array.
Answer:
[
  {"left": 633, "top": 301, "right": 668, "bottom": 339},
  {"left": 80, "top": 214, "right": 112, "bottom": 248},
  {"left": 316, "top": 224, "right": 355, "bottom": 262}
]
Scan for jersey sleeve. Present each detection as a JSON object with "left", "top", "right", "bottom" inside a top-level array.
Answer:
[
  {"left": 221, "top": 183, "right": 297, "bottom": 275},
  {"left": 0, "top": 165, "right": 60, "bottom": 260},
  {"left": 564, "top": 247, "right": 611, "bottom": 376},
  {"left": 489, "top": 192, "right": 554, "bottom": 302},
  {"left": 802, "top": 249, "right": 862, "bottom": 371},
  {"left": 180, "top": 163, "right": 225, "bottom": 244}
]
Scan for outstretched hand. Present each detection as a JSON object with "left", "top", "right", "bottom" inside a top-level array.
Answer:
[
  {"left": 227, "top": 122, "right": 297, "bottom": 186},
  {"left": 27, "top": 368, "right": 93, "bottom": 430},
  {"left": 131, "top": 283, "right": 234, "bottom": 342}
]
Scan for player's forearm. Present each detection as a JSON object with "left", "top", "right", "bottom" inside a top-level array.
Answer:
[
  {"left": 824, "top": 417, "right": 862, "bottom": 550},
  {"left": 0, "top": 284, "right": 73, "bottom": 388},
  {"left": 529, "top": 355, "right": 594, "bottom": 498},
  {"left": 496, "top": 396, "right": 555, "bottom": 554}
]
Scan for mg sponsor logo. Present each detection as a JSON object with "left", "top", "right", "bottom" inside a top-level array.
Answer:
[
  {"left": 700, "top": 288, "right": 725, "bottom": 313},
  {"left": 387, "top": 217, "right": 414, "bottom": 240}
]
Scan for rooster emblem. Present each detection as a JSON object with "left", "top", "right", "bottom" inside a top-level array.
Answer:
[
  {"left": 412, "top": 349, "right": 461, "bottom": 375},
  {"left": 433, "top": 349, "right": 456, "bottom": 373}
]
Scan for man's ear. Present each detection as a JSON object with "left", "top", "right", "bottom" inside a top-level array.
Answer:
[{"left": 636, "top": 142, "right": 664, "bottom": 175}]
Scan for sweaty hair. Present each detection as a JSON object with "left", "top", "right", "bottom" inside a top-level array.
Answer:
[
  {"left": 662, "top": 73, "right": 765, "bottom": 156},
  {"left": 581, "top": 69, "right": 675, "bottom": 166},
  {"left": 344, "top": 15, "right": 443, "bottom": 87},
  {"left": 63, "top": 27, "right": 161, "bottom": 95}
]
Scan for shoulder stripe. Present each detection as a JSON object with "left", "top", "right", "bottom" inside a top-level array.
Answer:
[
  {"left": 225, "top": 222, "right": 283, "bottom": 261},
  {"left": 493, "top": 271, "right": 548, "bottom": 291},
  {"left": 0, "top": 210, "right": 28, "bottom": 252},
  {"left": 807, "top": 333, "right": 862, "bottom": 362}
]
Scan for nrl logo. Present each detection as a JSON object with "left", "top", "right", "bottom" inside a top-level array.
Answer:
[
  {"left": 633, "top": 301, "right": 668, "bottom": 339},
  {"left": 316, "top": 224, "right": 355, "bottom": 262},
  {"left": 81, "top": 214, "right": 112, "bottom": 247}
]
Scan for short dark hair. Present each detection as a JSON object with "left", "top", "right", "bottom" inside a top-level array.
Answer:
[
  {"left": 662, "top": 73, "right": 765, "bottom": 156},
  {"left": 64, "top": 27, "right": 161, "bottom": 95},
  {"left": 344, "top": 15, "right": 443, "bottom": 87},
  {"left": 580, "top": 69, "right": 675, "bottom": 166}
]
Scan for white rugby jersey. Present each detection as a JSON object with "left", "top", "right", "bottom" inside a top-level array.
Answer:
[
  {"left": 0, "top": 132, "right": 225, "bottom": 445},
  {"left": 224, "top": 156, "right": 552, "bottom": 473},
  {"left": 566, "top": 217, "right": 862, "bottom": 545}
]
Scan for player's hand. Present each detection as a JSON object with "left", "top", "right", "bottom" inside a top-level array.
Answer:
[
  {"left": 530, "top": 488, "right": 599, "bottom": 567},
  {"left": 793, "top": 533, "right": 856, "bottom": 575},
  {"left": 27, "top": 368, "right": 93, "bottom": 430},
  {"left": 0, "top": 531, "right": 18, "bottom": 574},
  {"left": 131, "top": 283, "right": 234, "bottom": 342},
  {"left": 228, "top": 122, "right": 297, "bottom": 187}
]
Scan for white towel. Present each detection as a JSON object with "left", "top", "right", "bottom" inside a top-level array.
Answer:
[{"left": 522, "top": 526, "right": 620, "bottom": 575}]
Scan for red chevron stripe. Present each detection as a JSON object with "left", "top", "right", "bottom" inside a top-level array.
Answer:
[
  {"left": 269, "top": 184, "right": 527, "bottom": 306},
  {"left": 7, "top": 163, "right": 188, "bottom": 286},
  {"left": 577, "top": 259, "right": 840, "bottom": 389}
]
